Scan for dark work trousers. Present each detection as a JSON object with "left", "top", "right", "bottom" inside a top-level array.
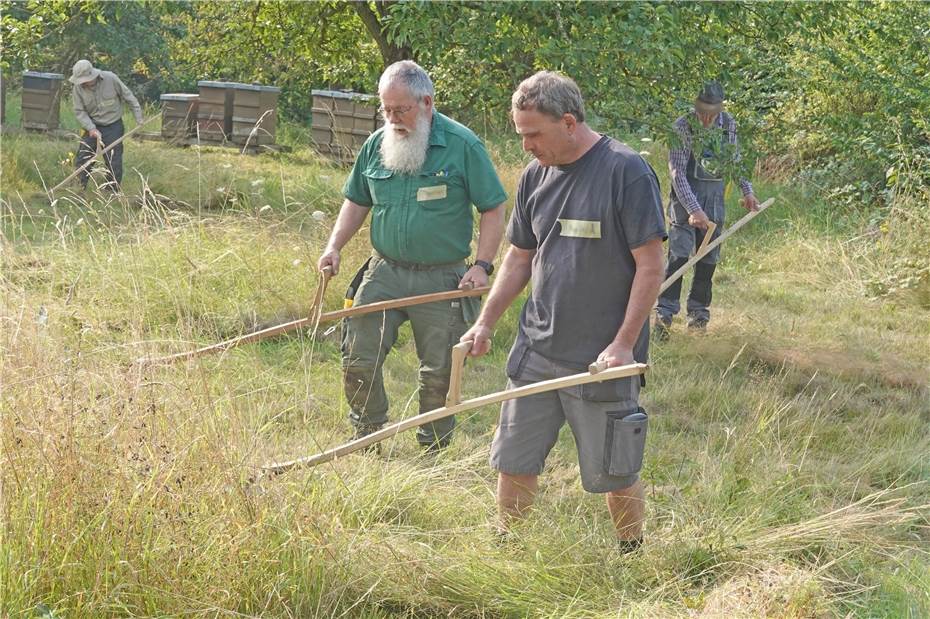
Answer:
[
  {"left": 75, "top": 119, "right": 124, "bottom": 190},
  {"left": 657, "top": 152, "right": 725, "bottom": 324}
]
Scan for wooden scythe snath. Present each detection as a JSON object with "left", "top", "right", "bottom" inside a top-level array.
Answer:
[
  {"left": 259, "top": 197, "right": 773, "bottom": 475},
  {"left": 262, "top": 347, "right": 649, "bottom": 476},
  {"left": 48, "top": 112, "right": 162, "bottom": 197},
  {"left": 659, "top": 197, "right": 775, "bottom": 294},
  {"left": 135, "top": 278, "right": 491, "bottom": 367}
]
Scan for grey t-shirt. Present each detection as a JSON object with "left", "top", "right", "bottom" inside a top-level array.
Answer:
[{"left": 507, "top": 135, "right": 667, "bottom": 372}]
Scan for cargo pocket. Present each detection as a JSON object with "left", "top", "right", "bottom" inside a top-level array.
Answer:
[{"left": 603, "top": 408, "right": 648, "bottom": 477}]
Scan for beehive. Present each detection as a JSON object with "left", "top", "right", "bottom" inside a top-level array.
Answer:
[
  {"left": 196, "top": 80, "right": 234, "bottom": 142},
  {"left": 160, "top": 93, "right": 199, "bottom": 140},
  {"left": 22, "top": 71, "right": 64, "bottom": 130},
  {"left": 231, "top": 83, "right": 281, "bottom": 146},
  {"left": 311, "top": 89, "right": 379, "bottom": 162}
]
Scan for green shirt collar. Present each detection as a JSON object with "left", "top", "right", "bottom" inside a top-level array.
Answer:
[{"left": 428, "top": 111, "right": 448, "bottom": 148}]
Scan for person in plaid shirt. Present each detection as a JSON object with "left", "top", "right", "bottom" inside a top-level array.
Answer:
[{"left": 655, "top": 81, "right": 759, "bottom": 338}]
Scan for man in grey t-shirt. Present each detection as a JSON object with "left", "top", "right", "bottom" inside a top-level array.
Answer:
[{"left": 461, "top": 71, "right": 666, "bottom": 550}]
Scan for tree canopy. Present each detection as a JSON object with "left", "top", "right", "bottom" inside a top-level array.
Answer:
[{"left": 3, "top": 0, "right": 927, "bottom": 201}]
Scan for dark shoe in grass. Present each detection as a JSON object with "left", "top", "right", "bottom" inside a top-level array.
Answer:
[
  {"left": 419, "top": 438, "right": 451, "bottom": 454},
  {"left": 617, "top": 537, "right": 643, "bottom": 555},
  {"left": 686, "top": 317, "right": 708, "bottom": 332},
  {"left": 351, "top": 424, "right": 384, "bottom": 455},
  {"left": 653, "top": 316, "right": 672, "bottom": 342}
]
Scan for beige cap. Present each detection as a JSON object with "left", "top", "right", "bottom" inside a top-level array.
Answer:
[{"left": 69, "top": 59, "right": 101, "bottom": 85}]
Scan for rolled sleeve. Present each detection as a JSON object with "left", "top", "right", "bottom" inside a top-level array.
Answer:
[
  {"left": 341, "top": 138, "right": 377, "bottom": 207},
  {"left": 464, "top": 141, "right": 507, "bottom": 211},
  {"left": 72, "top": 91, "right": 96, "bottom": 132},
  {"left": 116, "top": 77, "right": 143, "bottom": 125},
  {"left": 668, "top": 120, "right": 701, "bottom": 214},
  {"left": 723, "top": 115, "right": 754, "bottom": 197}
]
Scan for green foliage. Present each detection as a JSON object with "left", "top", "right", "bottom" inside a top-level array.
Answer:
[
  {"left": 770, "top": 1, "right": 930, "bottom": 205},
  {"left": 0, "top": 1, "right": 181, "bottom": 99},
  {"left": 164, "top": 1, "right": 385, "bottom": 120}
]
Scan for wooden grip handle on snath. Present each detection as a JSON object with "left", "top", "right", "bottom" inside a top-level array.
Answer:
[
  {"left": 659, "top": 197, "right": 775, "bottom": 294},
  {"left": 262, "top": 361, "right": 649, "bottom": 475},
  {"left": 445, "top": 340, "right": 473, "bottom": 407}
]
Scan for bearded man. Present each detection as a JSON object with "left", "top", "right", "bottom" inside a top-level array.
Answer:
[{"left": 318, "top": 60, "right": 507, "bottom": 451}]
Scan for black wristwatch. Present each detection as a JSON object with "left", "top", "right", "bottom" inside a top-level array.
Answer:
[{"left": 474, "top": 259, "right": 494, "bottom": 276}]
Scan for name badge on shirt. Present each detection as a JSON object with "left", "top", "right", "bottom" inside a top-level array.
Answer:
[
  {"left": 417, "top": 184, "right": 447, "bottom": 202},
  {"left": 558, "top": 219, "right": 601, "bottom": 239}
]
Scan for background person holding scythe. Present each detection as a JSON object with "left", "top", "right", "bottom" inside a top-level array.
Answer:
[
  {"left": 460, "top": 71, "right": 666, "bottom": 550},
  {"left": 654, "top": 81, "right": 760, "bottom": 338},
  {"left": 317, "top": 60, "right": 507, "bottom": 452},
  {"left": 69, "top": 59, "right": 144, "bottom": 192}
]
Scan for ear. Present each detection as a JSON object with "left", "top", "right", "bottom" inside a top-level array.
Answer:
[
  {"left": 562, "top": 113, "right": 577, "bottom": 132},
  {"left": 421, "top": 94, "right": 433, "bottom": 110}
]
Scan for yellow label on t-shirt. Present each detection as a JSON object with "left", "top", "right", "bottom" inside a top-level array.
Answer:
[
  {"left": 558, "top": 219, "right": 601, "bottom": 239},
  {"left": 417, "top": 184, "right": 448, "bottom": 201}
]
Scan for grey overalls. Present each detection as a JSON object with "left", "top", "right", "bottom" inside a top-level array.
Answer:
[{"left": 657, "top": 121, "right": 727, "bottom": 324}]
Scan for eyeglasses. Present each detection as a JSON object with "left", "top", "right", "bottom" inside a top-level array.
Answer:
[{"left": 378, "top": 104, "right": 415, "bottom": 117}]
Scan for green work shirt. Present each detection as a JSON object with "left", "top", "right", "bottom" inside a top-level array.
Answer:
[{"left": 343, "top": 112, "right": 507, "bottom": 265}]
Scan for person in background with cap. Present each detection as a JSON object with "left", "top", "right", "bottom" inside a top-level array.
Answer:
[
  {"left": 317, "top": 60, "right": 506, "bottom": 452},
  {"left": 69, "top": 59, "right": 143, "bottom": 191},
  {"left": 654, "top": 81, "right": 759, "bottom": 339}
]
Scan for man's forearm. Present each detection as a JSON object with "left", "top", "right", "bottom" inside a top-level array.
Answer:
[
  {"left": 475, "top": 246, "right": 533, "bottom": 329},
  {"left": 475, "top": 204, "right": 505, "bottom": 263}
]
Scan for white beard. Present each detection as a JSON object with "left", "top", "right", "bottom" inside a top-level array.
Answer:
[{"left": 380, "top": 113, "right": 431, "bottom": 175}]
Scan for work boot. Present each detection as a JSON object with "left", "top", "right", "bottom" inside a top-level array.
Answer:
[
  {"left": 351, "top": 424, "right": 383, "bottom": 455},
  {"left": 686, "top": 316, "right": 708, "bottom": 332},
  {"left": 419, "top": 437, "right": 451, "bottom": 454},
  {"left": 617, "top": 537, "right": 644, "bottom": 555},
  {"left": 653, "top": 315, "right": 672, "bottom": 342}
]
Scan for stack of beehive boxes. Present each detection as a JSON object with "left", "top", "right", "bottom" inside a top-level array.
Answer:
[
  {"left": 160, "top": 93, "right": 199, "bottom": 142},
  {"left": 21, "top": 71, "right": 64, "bottom": 130},
  {"left": 195, "top": 80, "right": 234, "bottom": 143},
  {"left": 310, "top": 89, "right": 380, "bottom": 164},
  {"left": 231, "top": 83, "right": 281, "bottom": 146}
]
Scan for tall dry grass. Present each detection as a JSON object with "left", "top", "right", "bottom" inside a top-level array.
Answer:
[{"left": 1, "top": 111, "right": 928, "bottom": 617}]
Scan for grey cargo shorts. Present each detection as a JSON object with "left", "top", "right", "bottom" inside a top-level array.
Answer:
[{"left": 489, "top": 348, "right": 648, "bottom": 493}]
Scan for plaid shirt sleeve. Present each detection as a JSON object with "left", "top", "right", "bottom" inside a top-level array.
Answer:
[
  {"left": 668, "top": 117, "right": 702, "bottom": 214},
  {"left": 722, "top": 113, "right": 754, "bottom": 197}
]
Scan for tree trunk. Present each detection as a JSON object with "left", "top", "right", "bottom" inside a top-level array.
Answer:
[{"left": 352, "top": 1, "right": 413, "bottom": 67}]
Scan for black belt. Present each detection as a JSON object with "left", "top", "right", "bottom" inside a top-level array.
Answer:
[{"left": 373, "top": 251, "right": 464, "bottom": 271}]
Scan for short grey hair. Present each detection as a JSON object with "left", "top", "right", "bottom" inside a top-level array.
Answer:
[
  {"left": 511, "top": 71, "right": 585, "bottom": 122},
  {"left": 378, "top": 60, "right": 434, "bottom": 101}
]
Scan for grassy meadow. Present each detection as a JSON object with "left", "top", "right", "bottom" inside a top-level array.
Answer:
[{"left": 1, "top": 93, "right": 929, "bottom": 617}]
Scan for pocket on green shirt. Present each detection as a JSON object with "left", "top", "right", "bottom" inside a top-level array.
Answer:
[
  {"left": 363, "top": 167, "right": 396, "bottom": 207},
  {"left": 414, "top": 173, "right": 462, "bottom": 211}
]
